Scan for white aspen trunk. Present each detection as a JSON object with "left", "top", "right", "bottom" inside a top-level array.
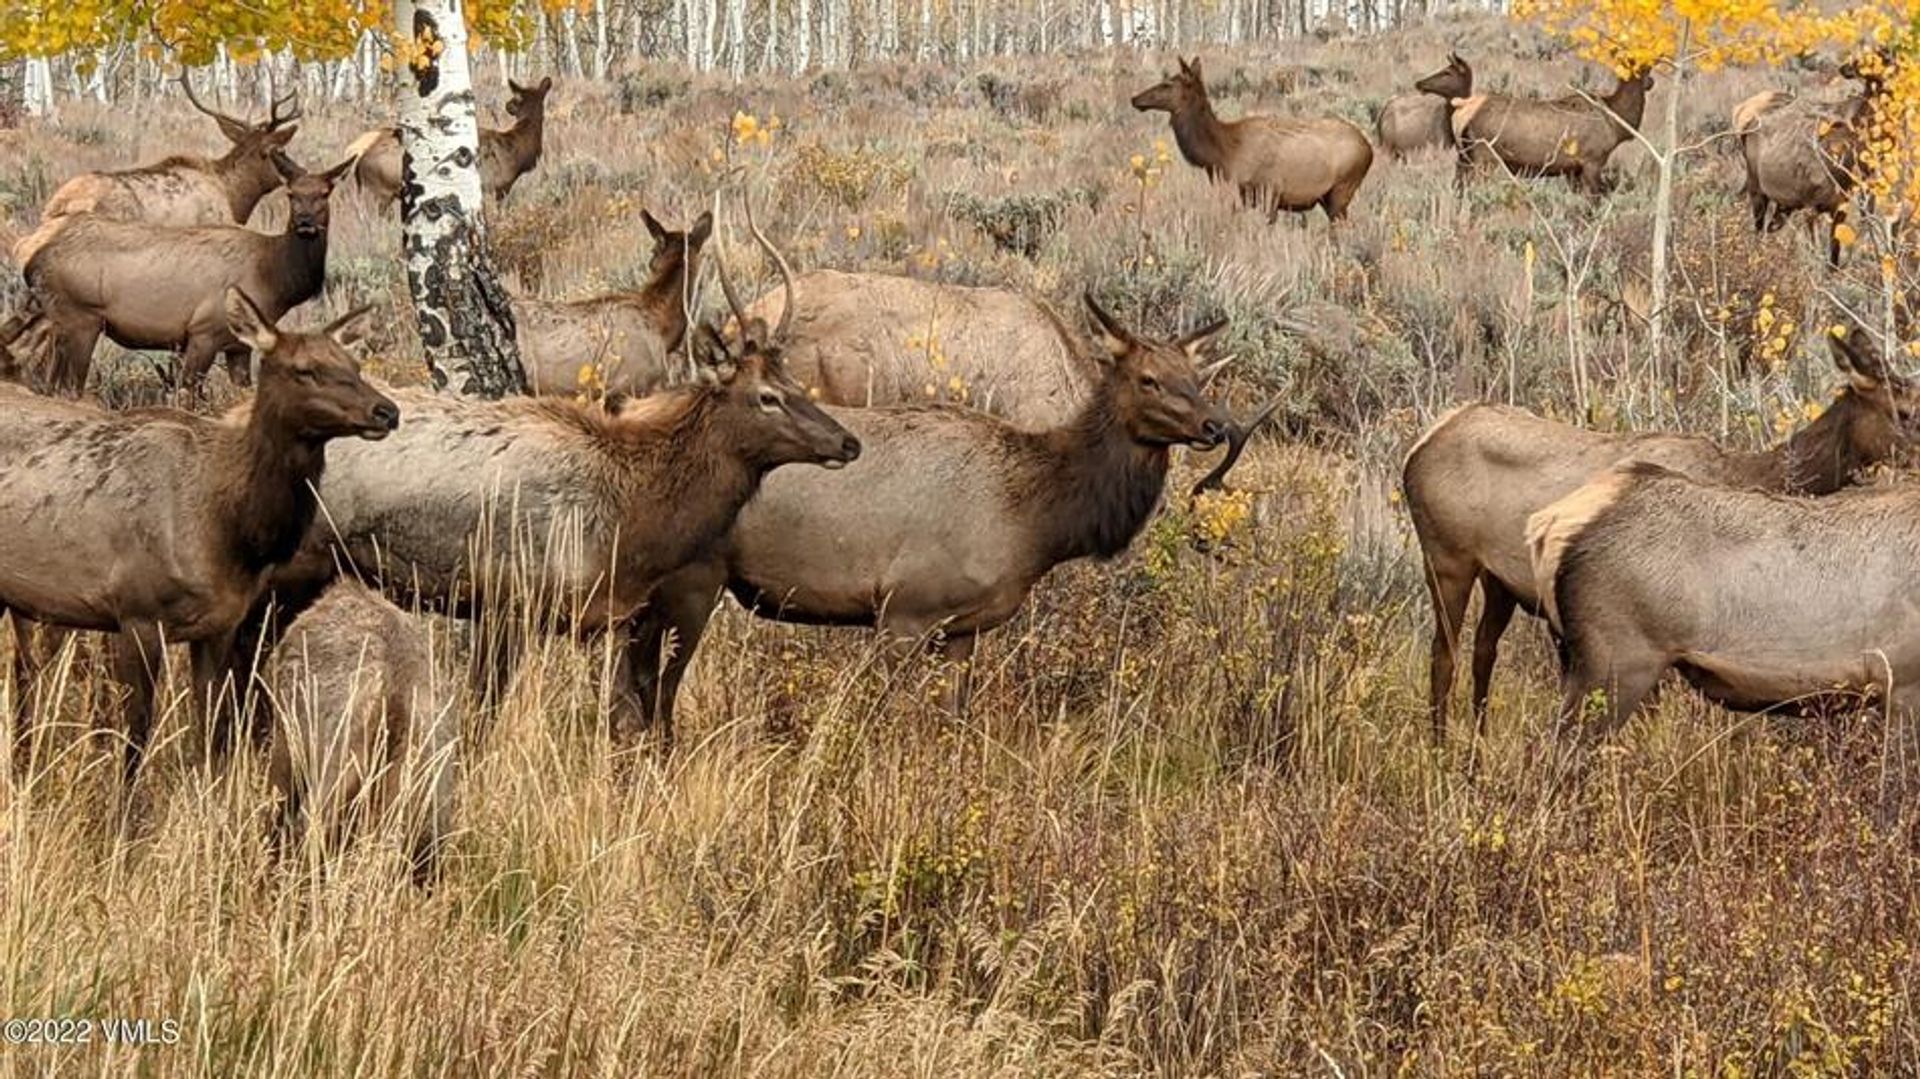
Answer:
[
  {"left": 1648, "top": 32, "right": 1685, "bottom": 378},
  {"left": 796, "top": 0, "right": 813, "bottom": 70},
  {"left": 702, "top": 0, "right": 721, "bottom": 71},
  {"left": 561, "top": 8, "right": 586, "bottom": 77},
  {"left": 395, "top": 0, "right": 525, "bottom": 398},
  {"left": 727, "top": 0, "right": 747, "bottom": 76},
  {"left": 764, "top": 0, "right": 781, "bottom": 71},
  {"left": 23, "top": 57, "right": 55, "bottom": 119},
  {"left": 591, "top": 0, "right": 611, "bottom": 79},
  {"left": 917, "top": 0, "right": 932, "bottom": 59}
]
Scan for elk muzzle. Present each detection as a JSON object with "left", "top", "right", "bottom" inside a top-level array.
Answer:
[{"left": 359, "top": 396, "right": 401, "bottom": 440}]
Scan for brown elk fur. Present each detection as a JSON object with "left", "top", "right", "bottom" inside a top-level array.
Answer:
[
  {"left": 347, "top": 77, "right": 552, "bottom": 205},
  {"left": 1451, "top": 66, "right": 1652, "bottom": 195},
  {"left": 1402, "top": 324, "right": 1920, "bottom": 746},
  {"left": 39, "top": 78, "right": 299, "bottom": 229},
  {"left": 1132, "top": 56, "right": 1374, "bottom": 222},
  {"left": 1377, "top": 52, "right": 1473, "bottom": 160},
  {"left": 623, "top": 294, "right": 1232, "bottom": 746},
  {"left": 20, "top": 153, "right": 352, "bottom": 393},
  {"left": 1530, "top": 461, "right": 1920, "bottom": 742},
  {"left": 1733, "top": 57, "right": 1889, "bottom": 266},
  {"left": 520, "top": 209, "right": 712, "bottom": 397},
  {"left": 739, "top": 269, "right": 1101, "bottom": 429},
  {"left": 268, "top": 581, "right": 457, "bottom": 883},
  {"left": 0, "top": 289, "right": 397, "bottom": 779}
]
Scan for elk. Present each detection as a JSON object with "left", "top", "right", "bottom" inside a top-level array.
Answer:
[
  {"left": 1450, "top": 66, "right": 1652, "bottom": 195},
  {"left": 345, "top": 77, "right": 552, "bottom": 205},
  {"left": 0, "top": 289, "right": 397, "bottom": 780},
  {"left": 38, "top": 78, "right": 300, "bottom": 228},
  {"left": 1529, "top": 461, "right": 1920, "bottom": 743},
  {"left": 520, "top": 209, "right": 713, "bottom": 398},
  {"left": 1132, "top": 55, "right": 1374, "bottom": 222},
  {"left": 1403, "top": 324, "right": 1920, "bottom": 747},
  {"left": 268, "top": 581, "right": 457, "bottom": 884},
  {"left": 1733, "top": 55, "right": 1889, "bottom": 266},
  {"left": 18, "top": 152, "right": 351, "bottom": 393},
  {"left": 1377, "top": 52, "right": 1474, "bottom": 160},
  {"left": 622, "top": 293, "right": 1235, "bottom": 747},
  {"left": 739, "top": 268, "right": 1099, "bottom": 430}
]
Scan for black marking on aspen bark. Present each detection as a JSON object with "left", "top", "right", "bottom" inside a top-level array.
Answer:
[{"left": 411, "top": 11, "right": 441, "bottom": 97}]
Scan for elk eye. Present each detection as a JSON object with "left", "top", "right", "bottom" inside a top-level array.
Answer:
[
  {"left": 1139, "top": 376, "right": 1160, "bottom": 392},
  {"left": 757, "top": 389, "right": 782, "bottom": 410}
]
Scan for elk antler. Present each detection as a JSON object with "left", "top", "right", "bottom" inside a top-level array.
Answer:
[
  {"left": 742, "top": 195, "right": 797, "bottom": 344},
  {"left": 178, "top": 73, "right": 239, "bottom": 125},
  {"left": 1190, "top": 394, "right": 1284, "bottom": 500},
  {"left": 266, "top": 85, "right": 302, "bottom": 130},
  {"left": 714, "top": 250, "right": 751, "bottom": 339}
]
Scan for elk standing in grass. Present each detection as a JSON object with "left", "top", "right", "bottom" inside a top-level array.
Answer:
[
  {"left": 1529, "top": 460, "right": 1920, "bottom": 744},
  {"left": 18, "top": 153, "right": 351, "bottom": 393},
  {"left": 1132, "top": 56, "right": 1373, "bottom": 222},
  {"left": 1450, "top": 66, "right": 1652, "bottom": 195},
  {"left": 624, "top": 293, "right": 1234, "bottom": 746},
  {"left": 1732, "top": 55, "right": 1889, "bottom": 267},
  {"left": 269, "top": 581, "right": 457, "bottom": 884},
  {"left": 519, "top": 209, "right": 712, "bottom": 397},
  {"left": 1377, "top": 53, "right": 1473, "bottom": 160},
  {"left": 0, "top": 289, "right": 397, "bottom": 779},
  {"left": 346, "top": 77, "right": 552, "bottom": 205},
  {"left": 36, "top": 78, "right": 300, "bottom": 229},
  {"left": 1403, "top": 324, "right": 1920, "bottom": 747}
]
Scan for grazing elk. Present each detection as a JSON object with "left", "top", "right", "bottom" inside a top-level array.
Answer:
[
  {"left": 1403, "top": 324, "right": 1920, "bottom": 747},
  {"left": 1529, "top": 461, "right": 1920, "bottom": 743},
  {"left": 740, "top": 268, "right": 1099, "bottom": 430},
  {"left": 18, "top": 152, "right": 351, "bottom": 393},
  {"left": 1733, "top": 55, "right": 1889, "bottom": 267},
  {"left": 1377, "top": 52, "right": 1474, "bottom": 160},
  {"left": 622, "top": 293, "right": 1235, "bottom": 746},
  {"left": 0, "top": 289, "right": 397, "bottom": 780},
  {"left": 1132, "top": 56, "right": 1374, "bottom": 222},
  {"left": 268, "top": 581, "right": 457, "bottom": 884},
  {"left": 1450, "top": 66, "right": 1652, "bottom": 195},
  {"left": 346, "top": 77, "right": 552, "bottom": 205},
  {"left": 520, "top": 209, "right": 713, "bottom": 397},
  {"left": 38, "top": 78, "right": 301, "bottom": 228}
]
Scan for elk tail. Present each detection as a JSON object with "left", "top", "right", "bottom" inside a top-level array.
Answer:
[
  {"left": 1525, "top": 466, "right": 1642, "bottom": 633},
  {"left": 1190, "top": 395, "right": 1284, "bottom": 501}
]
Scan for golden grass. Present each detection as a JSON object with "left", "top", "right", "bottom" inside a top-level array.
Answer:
[{"left": 3, "top": 15, "right": 1920, "bottom": 1075}]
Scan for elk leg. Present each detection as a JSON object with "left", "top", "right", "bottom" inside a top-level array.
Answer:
[
  {"left": 466, "top": 610, "right": 523, "bottom": 731},
  {"left": 48, "top": 317, "right": 102, "bottom": 395},
  {"left": 623, "top": 565, "right": 726, "bottom": 751},
  {"left": 1555, "top": 643, "right": 1663, "bottom": 747},
  {"left": 178, "top": 336, "right": 222, "bottom": 389},
  {"left": 220, "top": 347, "right": 254, "bottom": 389},
  {"left": 190, "top": 632, "right": 240, "bottom": 766},
  {"left": 5, "top": 608, "right": 34, "bottom": 775},
  {"left": 111, "top": 622, "right": 166, "bottom": 785},
  {"left": 1826, "top": 212, "right": 1847, "bottom": 269},
  {"left": 1422, "top": 561, "right": 1476, "bottom": 746},
  {"left": 936, "top": 631, "right": 979, "bottom": 717},
  {"left": 1468, "top": 576, "right": 1520, "bottom": 741}
]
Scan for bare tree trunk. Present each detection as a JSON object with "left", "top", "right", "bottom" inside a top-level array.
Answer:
[
  {"left": 395, "top": 0, "right": 525, "bottom": 398},
  {"left": 796, "top": 0, "right": 812, "bottom": 70}
]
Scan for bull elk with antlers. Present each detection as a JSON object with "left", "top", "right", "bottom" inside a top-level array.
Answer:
[
  {"left": 35, "top": 77, "right": 301, "bottom": 230},
  {"left": 1403, "top": 324, "right": 1920, "bottom": 748},
  {"left": 17, "top": 152, "right": 351, "bottom": 393},
  {"left": 622, "top": 290, "right": 1245, "bottom": 746}
]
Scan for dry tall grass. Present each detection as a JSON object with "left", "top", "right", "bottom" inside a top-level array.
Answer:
[{"left": 2, "top": 14, "right": 1918, "bottom": 1074}]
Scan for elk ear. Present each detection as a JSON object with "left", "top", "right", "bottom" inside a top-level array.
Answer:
[
  {"left": 1185, "top": 56, "right": 1203, "bottom": 79},
  {"left": 270, "top": 152, "right": 303, "bottom": 184},
  {"left": 1177, "top": 317, "right": 1229, "bottom": 358},
  {"left": 1830, "top": 323, "right": 1889, "bottom": 391},
  {"left": 508, "top": 78, "right": 527, "bottom": 95},
  {"left": 224, "top": 288, "right": 278, "bottom": 355},
  {"left": 324, "top": 305, "right": 377, "bottom": 351},
  {"left": 1083, "top": 292, "right": 1135, "bottom": 364},
  {"left": 641, "top": 209, "right": 669, "bottom": 244},
  {"left": 213, "top": 115, "right": 252, "bottom": 144},
  {"left": 319, "top": 156, "right": 355, "bottom": 187},
  {"left": 688, "top": 210, "right": 715, "bottom": 246},
  {"left": 266, "top": 124, "right": 299, "bottom": 147},
  {"left": 538, "top": 76, "right": 553, "bottom": 93}
]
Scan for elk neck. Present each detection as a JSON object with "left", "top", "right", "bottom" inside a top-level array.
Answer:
[
  {"left": 636, "top": 249, "right": 696, "bottom": 353},
  {"left": 1759, "top": 391, "right": 1887, "bottom": 494},
  {"left": 218, "top": 386, "right": 330, "bottom": 574},
  {"left": 1022, "top": 381, "right": 1172, "bottom": 564},
  {"left": 1167, "top": 91, "right": 1234, "bottom": 178},
  {"left": 210, "top": 151, "right": 283, "bottom": 222},
  {"left": 271, "top": 227, "right": 330, "bottom": 309},
  {"left": 615, "top": 389, "right": 758, "bottom": 567},
  {"left": 501, "top": 108, "right": 546, "bottom": 172},
  {"left": 1604, "top": 76, "right": 1649, "bottom": 133}
]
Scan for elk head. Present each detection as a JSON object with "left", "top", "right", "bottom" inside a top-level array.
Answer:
[
  {"left": 182, "top": 75, "right": 300, "bottom": 176},
  {"left": 271, "top": 152, "right": 354, "bottom": 239},
  {"left": 643, "top": 208, "right": 714, "bottom": 293},
  {"left": 1131, "top": 56, "right": 1208, "bottom": 114},
  {"left": 1084, "top": 293, "right": 1230, "bottom": 449},
  {"left": 1415, "top": 52, "right": 1472, "bottom": 98},
  {"left": 1829, "top": 320, "right": 1920, "bottom": 444},
  {"left": 225, "top": 288, "right": 399, "bottom": 442},
  {"left": 506, "top": 76, "right": 554, "bottom": 120}
]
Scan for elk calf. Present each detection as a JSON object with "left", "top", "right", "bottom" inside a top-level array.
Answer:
[
  {"left": 269, "top": 581, "right": 457, "bottom": 883},
  {"left": 1377, "top": 53, "right": 1473, "bottom": 160},
  {"left": 520, "top": 209, "right": 712, "bottom": 397},
  {"left": 1133, "top": 56, "right": 1373, "bottom": 222},
  {"left": 20, "top": 153, "right": 350, "bottom": 393},
  {"left": 625, "top": 293, "right": 1233, "bottom": 745},
  {"left": 1403, "top": 324, "right": 1920, "bottom": 746},
  {"left": 1451, "top": 67, "right": 1652, "bottom": 195},
  {"left": 347, "top": 77, "right": 552, "bottom": 204},
  {"left": 0, "top": 289, "right": 397, "bottom": 779},
  {"left": 39, "top": 78, "right": 300, "bottom": 229}
]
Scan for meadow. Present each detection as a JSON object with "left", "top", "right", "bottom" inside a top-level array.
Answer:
[{"left": 0, "top": 12, "right": 1916, "bottom": 1074}]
